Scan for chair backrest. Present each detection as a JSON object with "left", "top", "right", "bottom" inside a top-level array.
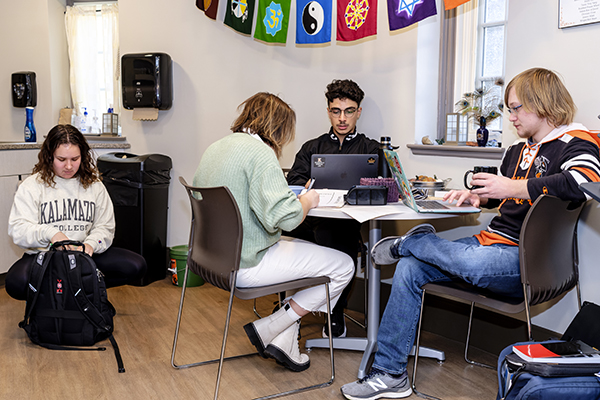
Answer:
[
  {"left": 179, "top": 176, "right": 243, "bottom": 291},
  {"left": 519, "top": 194, "right": 585, "bottom": 306}
]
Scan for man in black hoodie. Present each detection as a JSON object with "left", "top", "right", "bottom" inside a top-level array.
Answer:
[{"left": 286, "top": 79, "right": 379, "bottom": 338}]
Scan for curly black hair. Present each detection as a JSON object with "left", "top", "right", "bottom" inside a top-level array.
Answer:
[
  {"left": 33, "top": 124, "right": 100, "bottom": 189},
  {"left": 325, "top": 79, "right": 365, "bottom": 107}
]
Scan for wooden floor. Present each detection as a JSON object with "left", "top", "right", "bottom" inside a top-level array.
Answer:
[{"left": 0, "top": 277, "right": 499, "bottom": 400}]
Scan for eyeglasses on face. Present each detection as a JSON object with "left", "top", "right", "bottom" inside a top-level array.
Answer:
[
  {"left": 329, "top": 107, "right": 357, "bottom": 117},
  {"left": 507, "top": 104, "right": 523, "bottom": 115}
]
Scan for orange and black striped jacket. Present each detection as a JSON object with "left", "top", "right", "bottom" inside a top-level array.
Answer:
[{"left": 476, "top": 123, "right": 600, "bottom": 246}]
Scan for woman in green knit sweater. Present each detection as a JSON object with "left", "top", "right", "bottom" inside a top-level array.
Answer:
[{"left": 193, "top": 92, "right": 354, "bottom": 372}]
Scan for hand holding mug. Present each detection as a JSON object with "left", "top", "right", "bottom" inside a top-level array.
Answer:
[{"left": 464, "top": 166, "right": 498, "bottom": 190}]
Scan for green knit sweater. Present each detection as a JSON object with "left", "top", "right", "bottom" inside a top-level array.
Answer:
[{"left": 193, "top": 132, "right": 304, "bottom": 269}]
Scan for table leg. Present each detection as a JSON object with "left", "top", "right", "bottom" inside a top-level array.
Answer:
[
  {"left": 305, "top": 220, "right": 382, "bottom": 373},
  {"left": 357, "top": 219, "right": 382, "bottom": 378}
]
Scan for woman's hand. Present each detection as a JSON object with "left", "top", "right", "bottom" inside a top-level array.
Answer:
[
  {"left": 51, "top": 232, "right": 71, "bottom": 247},
  {"left": 299, "top": 189, "right": 320, "bottom": 209},
  {"left": 50, "top": 232, "right": 92, "bottom": 254},
  {"left": 84, "top": 243, "right": 94, "bottom": 256}
]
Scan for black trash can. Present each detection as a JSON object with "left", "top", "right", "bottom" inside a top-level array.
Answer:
[{"left": 97, "top": 152, "right": 173, "bottom": 286}]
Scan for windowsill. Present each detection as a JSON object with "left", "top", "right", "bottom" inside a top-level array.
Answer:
[{"left": 407, "top": 144, "right": 505, "bottom": 159}]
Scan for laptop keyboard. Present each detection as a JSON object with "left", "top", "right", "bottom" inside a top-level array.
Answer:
[{"left": 416, "top": 200, "right": 450, "bottom": 210}]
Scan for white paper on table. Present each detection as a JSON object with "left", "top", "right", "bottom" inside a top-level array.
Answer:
[
  {"left": 312, "top": 189, "right": 347, "bottom": 207},
  {"left": 340, "top": 203, "right": 413, "bottom": 223}
]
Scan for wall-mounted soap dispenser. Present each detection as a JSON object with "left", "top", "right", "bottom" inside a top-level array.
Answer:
[
  {"left": 12, "top": 71, "right": 37, "bottom": 108},
  {"left": 121, "top": 53, "right": 173, "bottom": 110}
]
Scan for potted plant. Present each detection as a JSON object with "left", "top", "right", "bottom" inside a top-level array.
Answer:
[{"left": 455, "top": 79, "right": 504, "bottom": 147}]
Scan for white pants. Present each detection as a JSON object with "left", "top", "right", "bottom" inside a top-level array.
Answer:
[{"left": 236, "top": 237, "right": 354, "bottom": 313}]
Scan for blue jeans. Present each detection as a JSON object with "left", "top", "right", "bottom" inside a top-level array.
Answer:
[{"left": 372, "top": 233, "right": 522, "bottom": 375}]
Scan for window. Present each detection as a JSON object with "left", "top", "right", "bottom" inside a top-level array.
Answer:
[
  {"left": 438, "top": 0, "right": 507, "bottom": 143},
  {"left": 65, "top": 3, "right": 120, "bottom": 134}
]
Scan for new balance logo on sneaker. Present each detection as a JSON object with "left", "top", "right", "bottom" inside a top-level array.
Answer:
[
  {"left": 340, "top": 369, "right": 412, "bottom": 400},
  {"left": 367, "top": 377, "right": 390, "bottom": 391}
]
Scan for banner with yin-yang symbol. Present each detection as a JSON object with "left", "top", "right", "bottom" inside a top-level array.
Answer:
[{"left": 296, "top": 0, "right": 331, "bottom": 43}]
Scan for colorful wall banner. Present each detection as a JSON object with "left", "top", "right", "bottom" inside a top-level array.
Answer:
[
  {"left": 444, "top": 0, "right": 471, "bottom": 10},
  {"left": 196, "top": 0, "right": 219, "bottom": 20},
  {"left": 254, "top": 0, "right": 291, "bottom": 43},
  {"left": 224, "top": 0, "right": 256, "bottom": 34},
  {"left": 296, "top": 0, "right": 332, "bottom": 44},
  {"left": 337, "top": 0, "right": 377, "bottom": 42},
  {"left": 387, "top": 0, "right": 436, "bottom": 31}
]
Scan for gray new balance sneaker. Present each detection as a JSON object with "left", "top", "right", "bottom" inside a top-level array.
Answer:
[
  {"left": 341, "top": 369, "right": 412, "bottom": 400},
  {"left": 370, "top": 223, "right": 436, "bottom": 265}
]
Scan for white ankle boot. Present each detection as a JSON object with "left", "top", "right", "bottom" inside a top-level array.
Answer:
[
  {"left": 264, "top": 320, "right": 310, "bottom": 372},
  {"left": 243, "top": 304, "right": 296, "bottom": 358}
]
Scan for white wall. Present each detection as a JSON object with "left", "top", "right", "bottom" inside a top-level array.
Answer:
[
  {"left": 0, "top": 0, "right": 69, "bottom": 141},
  {"left": 117, "top": 0, "right": 423, "bottom": 248}
]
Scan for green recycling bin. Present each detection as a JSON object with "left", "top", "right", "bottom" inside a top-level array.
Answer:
[{"left": 170, "top": 245, "right": 204, "bottom": 287}]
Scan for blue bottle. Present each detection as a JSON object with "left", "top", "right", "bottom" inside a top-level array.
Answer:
[{"left": 24, "top": 106, "right": 36, "bottom": 142}]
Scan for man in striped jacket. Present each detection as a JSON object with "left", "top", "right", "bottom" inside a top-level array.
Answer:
[{"left": 341, "top": 67, "right": 600, "bottom": 400}]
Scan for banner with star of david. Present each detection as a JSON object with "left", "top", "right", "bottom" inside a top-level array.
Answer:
[
  {"left": 336, "top": 0, "right": 377, "bottom": 41},
  {"left": 224, "top": 0, "right": 256, "bottom": 35},
  {"left": 254, "top": 0, "right": 291, "bottom": 43},
  {"left": 387, "top": 0, "right": 436, "bottom": 31},
  {"left": 296, "top": 0, "right": 332, "bottom": 44},
  {"left": 444, "top": 0, "right": 471, "bottom": 10}
]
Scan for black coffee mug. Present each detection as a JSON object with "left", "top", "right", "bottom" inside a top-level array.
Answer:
[{"left": 464, "top": 166, "right": 498, "bottom": 190}]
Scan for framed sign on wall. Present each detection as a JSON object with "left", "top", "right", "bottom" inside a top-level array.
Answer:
[{"left": 559, "top": 0, "right": 600, "bottom": 28}]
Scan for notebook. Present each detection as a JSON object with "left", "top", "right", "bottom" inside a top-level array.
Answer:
[
  {"left": 383, "top": 149, "right": 480, "bottom": 214},
  {"left": 512, "top": 340, "right": 600, "bottom": 364},
  {"left": 310, "top": 154, "right": 379, "bottom": 190}
]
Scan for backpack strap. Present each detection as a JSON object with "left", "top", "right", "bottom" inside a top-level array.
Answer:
[
  {"left": 109, "top": 334, "right": 126, "bottom": 373},
  {"left": 63, "top": 250, "right": 125, "bottom": 373},
  {"left": 19, "top": 252, "right": 52, "bottom": 328},
  {"left": 63, "top": 252, "right": 112, "bottom": 333}
]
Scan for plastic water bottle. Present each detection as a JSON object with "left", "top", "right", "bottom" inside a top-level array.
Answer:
[
  {"left": 24, "top": 106, "right": 36, "bottom": 142},
  {"left": 80, "top": 107, "right": 88, "bottom": 133}
]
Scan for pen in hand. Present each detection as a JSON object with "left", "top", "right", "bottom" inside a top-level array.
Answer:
[{"left": 300, "top": 178, "right": 316, "bottom": 196}]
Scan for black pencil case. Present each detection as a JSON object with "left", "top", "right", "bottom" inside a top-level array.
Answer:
[{"left": 345, "top": 185, "right": 388, "bottom": 205}]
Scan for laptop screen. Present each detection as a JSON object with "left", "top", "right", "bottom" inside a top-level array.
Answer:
[
  {"left": 383, "top": 149, "right": 418, "bottom": 210},
  {"left": 310, "top": 154, "right": 378, "bottom": 190}
]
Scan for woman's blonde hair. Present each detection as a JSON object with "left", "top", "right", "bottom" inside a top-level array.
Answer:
[
  {"left": 505, "top": 67, "right": 576, "bottom": 127},
  {"left": 231, "top": 92, "right": 296, "bottom": 158}
]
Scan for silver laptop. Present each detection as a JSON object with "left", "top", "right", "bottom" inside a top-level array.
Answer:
[
  {"left": 310, "top": 154, "right": 378, "bottom": 190},
  {"left": 384, "top": 149, "right": 480, "bottom": 214}
]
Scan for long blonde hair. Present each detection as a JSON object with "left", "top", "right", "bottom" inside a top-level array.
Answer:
[
  {"left": 230, "top": 92, "right": 296, "bottom": 158},
  {"left": 505, "top": 68, "right": 576, "bottom": 127}
]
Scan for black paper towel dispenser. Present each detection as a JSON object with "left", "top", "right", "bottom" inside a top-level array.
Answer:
[
  {"left": 12, "top": 71, "right": 37, "bottom": 108},
  {"left": 122, "top": 53, "right": 173, "bottom": 110}
]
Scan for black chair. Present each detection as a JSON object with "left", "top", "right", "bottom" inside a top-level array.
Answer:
[
  {"left": 411, "top": 194, "right": 585, "bottom": 399},
  {"left": 171, "top": 177, "right": 335, "bottom": 400}
]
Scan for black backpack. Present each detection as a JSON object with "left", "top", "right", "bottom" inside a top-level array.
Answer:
[{"left": 19, "top": 241, "right": 125, "bottom": 372}]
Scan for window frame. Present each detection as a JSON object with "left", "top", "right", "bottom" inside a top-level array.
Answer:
[{"left": 436, "top": 0, "right": 508, "bottom": 144}]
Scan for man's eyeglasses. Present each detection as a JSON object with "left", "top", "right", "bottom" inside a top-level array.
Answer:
[
  {"left": 507, "top": 104, "right": 523, "bottom": 115},
  {"left": 329, "top": 107, "right": 357, "bottom": 117}
]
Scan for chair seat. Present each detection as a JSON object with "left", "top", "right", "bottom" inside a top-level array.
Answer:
[
  {"left": 235, "top": 276, "right": 331, "bottom": 300},
  {"left": 423, "top": 281, "right": 525, "bottom": 314}
]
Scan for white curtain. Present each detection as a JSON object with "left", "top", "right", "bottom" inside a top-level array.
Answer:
[
  {"left": 65, "top": 4, "right": 120, "bottom": 129},
  {"left": 453, "top": 0, "right": 479, "bottom": 103}
]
